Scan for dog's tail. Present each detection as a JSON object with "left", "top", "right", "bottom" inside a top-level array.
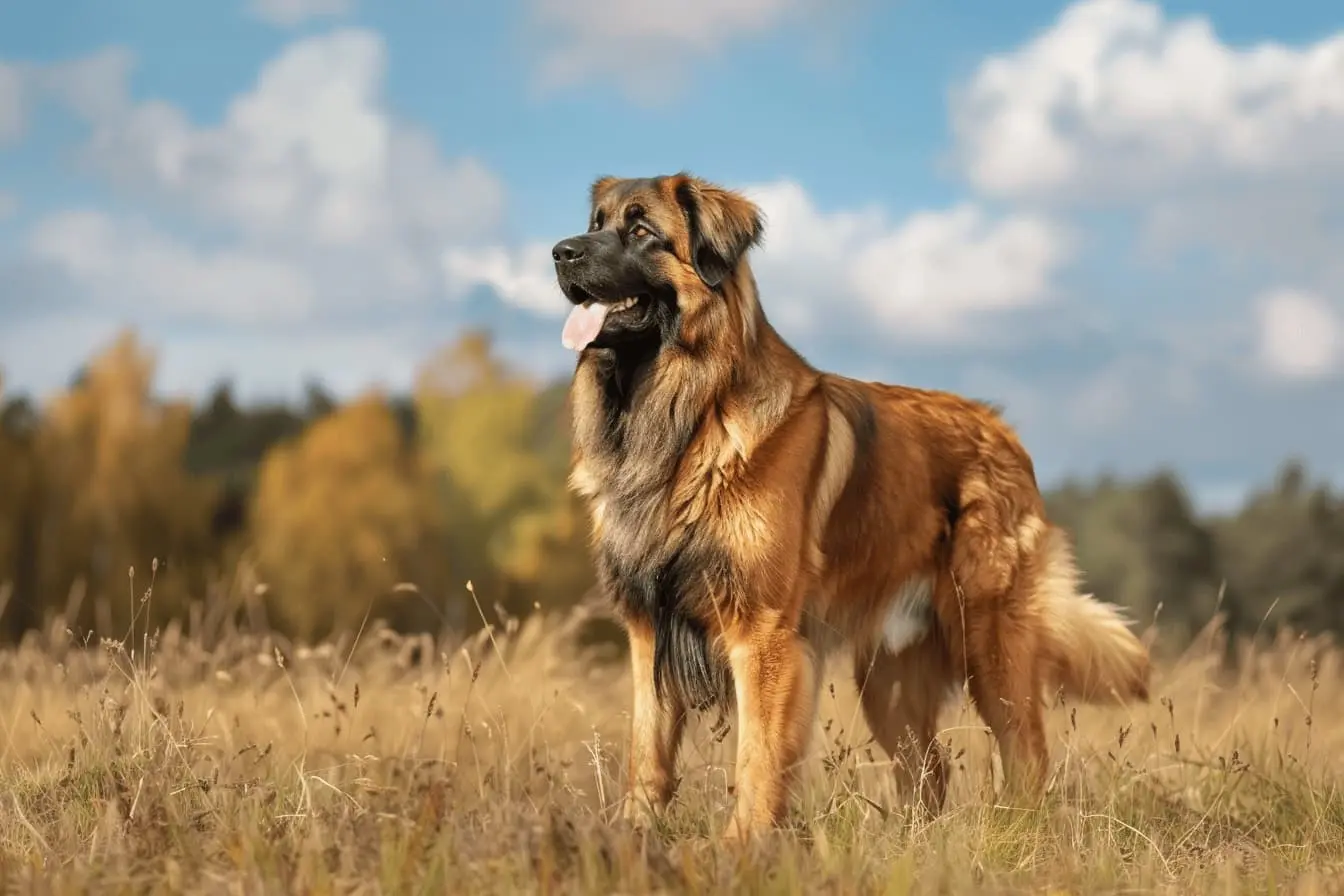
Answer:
[{"left": 1033, "top": 524, "right": 1150, "bottom": 705}]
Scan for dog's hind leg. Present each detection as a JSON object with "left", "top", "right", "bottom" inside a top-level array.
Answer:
[
  {"left": 942, "top": 487, "right": 1052, "bottom": 804},
  {"left": 958, "top": 596, "right": 1050, "bottom": 804},
  {"left": 852, "top": 636, "right": 953, "bottom": 816}
]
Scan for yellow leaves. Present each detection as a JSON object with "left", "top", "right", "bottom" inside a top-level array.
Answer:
[
  {"left": 42, "top": 332, "right": 203, "bottom": 523},
  {"left": 2, "top": 326, "right": 596, "bottom": 643},
  {"left": 415, "top": 331, "right": 551, "bottom": 519},
  {"left": 14, "top": 329, "right": 216, "bottom": 632},
  {"left": 412, "top": 331, "right": 593, "bottom": 612},
  {"left": 250, "top": 391, "right": 447, "bottom": 641}
]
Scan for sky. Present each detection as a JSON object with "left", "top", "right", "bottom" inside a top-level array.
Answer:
[{"left": 1, "top": 0, "right": 1342, "bottom": 511}]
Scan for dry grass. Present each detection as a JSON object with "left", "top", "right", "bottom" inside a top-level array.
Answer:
[{"left": 2, "top": 587, "right": 1343, "bottom": 895}]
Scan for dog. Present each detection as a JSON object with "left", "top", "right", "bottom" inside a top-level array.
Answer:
[{"left": 551, "top": 172, "right": 1151, "bottom": 841}]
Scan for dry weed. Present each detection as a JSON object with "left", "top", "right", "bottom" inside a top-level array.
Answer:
[{"left": 1, "top": 589, "right": 1341, "bottom": 894}]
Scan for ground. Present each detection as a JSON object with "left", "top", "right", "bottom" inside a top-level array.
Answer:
[{"left": 1, "top": 595, "right": 1342, "bottom": 894}]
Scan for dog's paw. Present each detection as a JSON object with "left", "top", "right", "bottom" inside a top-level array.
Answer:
[
  {"left": 719, "top": 813, "right": 756, "bottom": 847},
  {"left": 615, "top": 793, "right": 662, "bottom": 833}
]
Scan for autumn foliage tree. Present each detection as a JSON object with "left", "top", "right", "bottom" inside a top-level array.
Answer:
[
  {"left": 10, "top": 332, "right": 218, "bottom": 638},
  {"left": 0, "top": 374, "right": 40, "bottom": 636},
  {"left": 413, "top": 331, "right": 594, "bottom": 620},
  {"left": 4, "top": 327, "right": 1344, "bottom": 660},
  {"left": 248, "top": 390, "right": 449, "bottom": 642}
]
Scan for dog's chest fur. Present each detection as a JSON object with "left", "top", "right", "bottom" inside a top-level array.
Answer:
[
  {"left": 574, "top": 394, "right": 739, "bottom": 623},
  {"left": 568, "top": 352, "right": 747, "bottom": 707}
]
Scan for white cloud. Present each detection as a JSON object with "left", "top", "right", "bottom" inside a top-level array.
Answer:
[
  {"left": 26, "top": 32, "right": 505, "bottom": 326},
  {"left": 951, "top": 0, "right": 1344, "bottom": 370},
  {"left": 0, "top": 50, "right": 137, "bottom": 148},
  {"left": 3, "top": 31, "right": 518, "bottom": 406},
  {"left": 28, "top": 210, "right": 316, "bottom": 324},
  {"left": 526, "top": 0, "right": 834, "bottom": 100},
  {"left": 847, "top": 203, "right": 1068, "bottom": 338},
  {"left": 953, "top": 0, "right": 1344, "bottom": 201},
  {"left": 78, "top": 30, "right": 503, "bottom": 251},
  {"left": 443, "top": 243, "right": 561, "bottom": 315},
  {"left": 33, "top": 47, "right": 135, "bottom": 123},
  {"left": 0, "top": 62, "right": 25, "bottom": 145},
  {"left": 247, "top": 0, "right": 355, "bottom": 27},
  {"left": 445, "top": 179, "right": 1071, "bottom": 341},
  {"left": 1254, "top": 288, "right": 1342, "bottom": 382},
  {"left": 748, "top": 182, "right": 1071, "bottom": 339}
]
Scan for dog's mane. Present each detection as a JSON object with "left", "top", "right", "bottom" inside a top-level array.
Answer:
[
  {"left": 572, "top": 256, "right": 796, "bottom": 492},
  {"left": 568, "top": 253, "right": 812, "bottom": 708}
]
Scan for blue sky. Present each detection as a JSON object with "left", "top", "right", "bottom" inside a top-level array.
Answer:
[{"left": 2, "top": 0, "right": 1343, "bottom": 510}]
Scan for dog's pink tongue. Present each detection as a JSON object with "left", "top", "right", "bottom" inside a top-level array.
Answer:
[{"left": 562, "top": 302, "right": 610, "bottom": 351}]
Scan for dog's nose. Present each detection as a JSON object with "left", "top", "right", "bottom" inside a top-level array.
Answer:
[{"left": 552, "top": 239, "right": 587, "bottom": 263}]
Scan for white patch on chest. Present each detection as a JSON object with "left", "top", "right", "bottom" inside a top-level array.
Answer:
[{"left": 880, "top": 576, "right": 934, "bottom": 656}]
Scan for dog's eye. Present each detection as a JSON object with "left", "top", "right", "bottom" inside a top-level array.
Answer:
[{"left": 630, "top": 224, "right": 652, "bottom": 239}]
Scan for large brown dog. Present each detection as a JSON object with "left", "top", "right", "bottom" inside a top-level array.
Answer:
[{"left": 550, "top": 172, "right": 1151, "bottom": 841}]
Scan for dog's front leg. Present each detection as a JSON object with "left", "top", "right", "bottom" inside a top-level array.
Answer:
[
  {"left": 621, "top": 618, "right": 687, "bottom": 827},
  {"left": 722, "top": 619, "right": 818, "bottom": 842}
]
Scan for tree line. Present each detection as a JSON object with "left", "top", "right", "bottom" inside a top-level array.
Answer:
[{"left": 1, "top": 329, "right": 1340, "bottom": 661}]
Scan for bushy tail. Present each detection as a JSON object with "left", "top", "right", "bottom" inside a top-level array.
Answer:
[{"left": 1033, "top": 525, "right": 1150, "bottom": 705}]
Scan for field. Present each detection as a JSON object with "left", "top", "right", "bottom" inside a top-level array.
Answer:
[{"left": 2, "top": 589, "right": 1342, "bottom": 895}]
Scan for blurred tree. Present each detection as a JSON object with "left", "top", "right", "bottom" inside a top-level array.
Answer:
[
  {"left": 0, "top": 374, "right": 42, "bottom": 637},
  {"left": 185, "top": 381, "right": 318, "bottom": 552},
  {"left": 185, "top": 381, "right": 311, "bottom": 481},
  {"left": 8, "top": 325, "right": 1344, "bottom": 659},
  {"left": 302, "top": 379, "right": 338, "bottom": 420},
  {"left": 248, "top": 390, "right": 449, "bottom": 641},
  {"left": 1046, "top": 471, "right": 1221, "bottom": 653},
  {"left": 26, "top": 331, "right": 219, "bottom": 638},
  {"left": 1213, "top": 460, "right": 1344, "bottom": 641},
  {"left": 413, "top": 331, "right": 594, "bottom": 622}
]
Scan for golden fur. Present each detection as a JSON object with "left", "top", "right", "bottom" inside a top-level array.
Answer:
[{"left": 557, "top": 173, "right": 1151, "bottom": 841}]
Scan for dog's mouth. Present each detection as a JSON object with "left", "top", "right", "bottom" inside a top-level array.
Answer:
[{"left": 561, "top": 293, "right": 650, "bottom": 351}]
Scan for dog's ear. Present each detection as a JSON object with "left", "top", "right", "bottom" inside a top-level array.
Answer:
[
  {"left": 672, "top": 174, "right": 764, "bottom": 289},
  {"left": 590, "top": 175, "right": 619, "bottom": 209},
  {"left": 587, "top": 176, "right": 620, "bottom": 229}
]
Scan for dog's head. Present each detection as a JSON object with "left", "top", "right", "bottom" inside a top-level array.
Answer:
[{"left": 552, "top": 173, "right": 764, "bottom": 353}]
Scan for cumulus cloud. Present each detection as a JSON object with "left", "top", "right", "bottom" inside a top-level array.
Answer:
[
  {"left": 526, "top": 0, "right": 840, "bottom": 100},
  {"left": 749, "top": 182, "right": 1071, "bottom": 339},
  {"left": 443, "top": 243, "right": 561, "bottom": 316},
  {"left": 846, "top": 203, "right": 1068, "bottom": 337},
  {"left": 33, "top": 47, "right": 135, "bottom": 123},
  {"left": 953, "top": 0, "right": 1344, "bottom": 201},
  {"left": 1254, "top": 288, "right": 1342, "bottom": 382},
  {"left": 28, "top": 211, "right": 316, "bottom": 324},
  {"left": 27, "top": 29, "right": 505, "bottom": 322},
  {"left": 76, "top": 30, "right": 502, "bottom": 253},
  {"left": 949, "top": 0, "right": 1344, "bottom": 387},
  {"left": 445, "top": 179, "right": 1071, "bottom": 342},
  {"left": 247, "top": 0, "right": 355, "bottom": 28},
  {"left": 0, "top": 49, "right": 137, "bottom": 149}
]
